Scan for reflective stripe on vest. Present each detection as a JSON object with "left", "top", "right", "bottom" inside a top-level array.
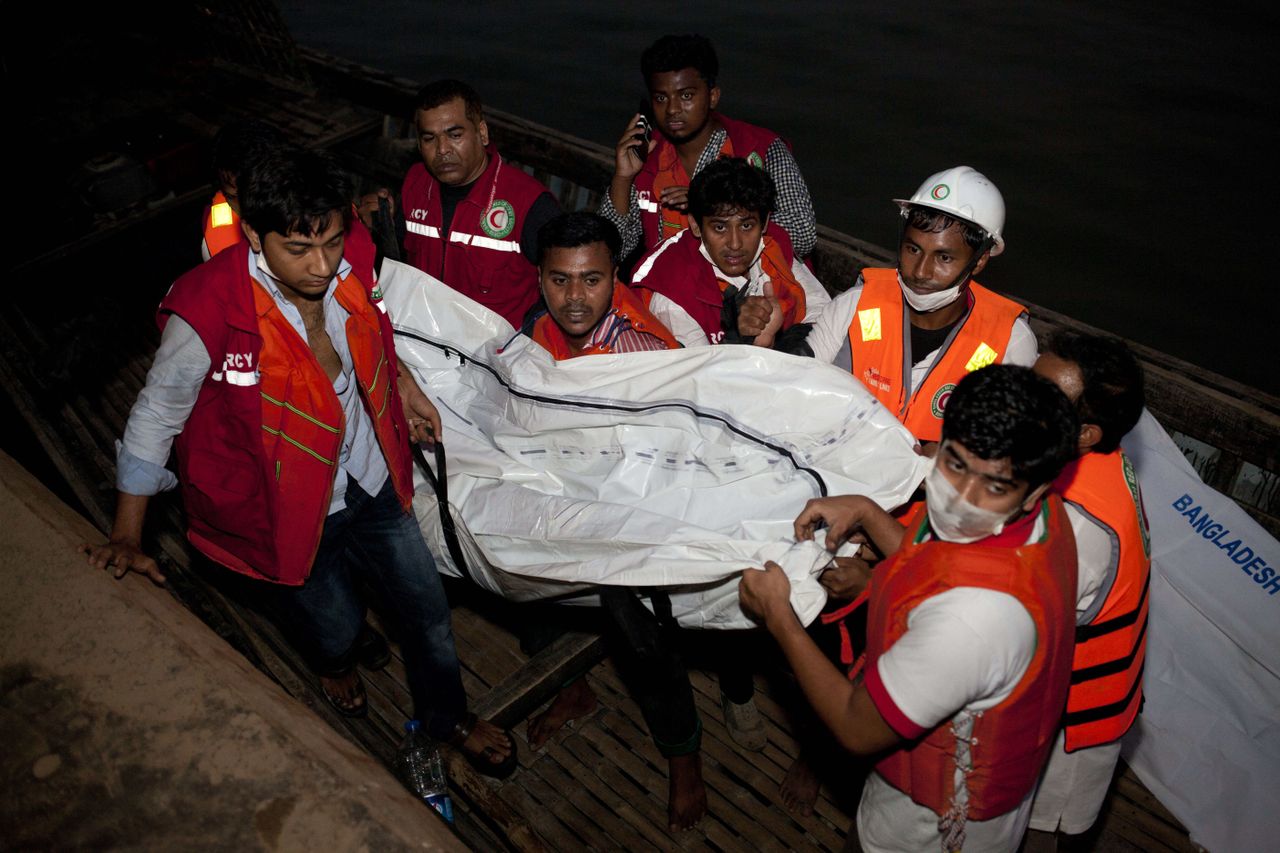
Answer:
[
  {"left": 405, "top": 221, "right": 440, "bottom": 238},
  {"left": 845, "top": 269, "right": 1025, "bottom": 443},
  {"left": 203, "top": 191, "right": 243, "bottom": 260},
  {"left": 1056, "top": 450, "right": 1151, "bottom": 751},
  {"left": 448, "top": 230, "right": 522, "bottom": 253}
]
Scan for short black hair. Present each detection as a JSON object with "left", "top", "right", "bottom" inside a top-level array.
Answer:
[
  {"left": 239, "top": 145, "right": 352, "bottom": 239},
  {"left": 688, "top": 156, "right": 776, "bottom": 223},
  {"left": 415, "top": 79, "right": 484, "bottom": 126},
  {"left": 211, "top": 119, "right": 286, "bottom": 184},
  {"left": 943, "top": 365, "right": 1080, "bottom": 489},
  {"left": 903, "top": 205, "right": 988, "bottom": 254},
  {"left": 1041, "top": 331, "right": 1145, "bottom": 453},
  {"left": 537, "top": 212, "right": 621, "bottom": 268},
  {"left": 641, "top": 34, "right": 718, "bottom": 87}
]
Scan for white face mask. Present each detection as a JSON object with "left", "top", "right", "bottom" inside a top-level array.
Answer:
[
  {"left": 924, "top": 459, "right": 1012, "bottom": 543},
  {"left": 898, "top": 272, "right": 962, "bottom": 313}
]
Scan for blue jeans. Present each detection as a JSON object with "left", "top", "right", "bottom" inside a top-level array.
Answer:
[{"left": 270, "top": 475, "right": 466, "bottom": 741}]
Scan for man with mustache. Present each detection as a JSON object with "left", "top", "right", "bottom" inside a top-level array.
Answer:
[
  {"left": 806, "top": 166, "right": 1037, "bottom": 447},
  {"left": 386, "top": 79, "right": 560, "bottom": 328}
]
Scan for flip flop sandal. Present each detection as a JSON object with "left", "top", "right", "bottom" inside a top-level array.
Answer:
[
  {"left": 321, "top": 670, "right": 368, "bottom": 718},
  {"left": 354, "top": 624, "right": 391, "bottom": 671},
  {"left": 448, "top": 712, "right": 518, "bottom": 780}
]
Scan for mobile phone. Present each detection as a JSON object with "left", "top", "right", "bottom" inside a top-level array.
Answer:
[{"left": 632, "top": 99, "right": 653, "bottom": 162}]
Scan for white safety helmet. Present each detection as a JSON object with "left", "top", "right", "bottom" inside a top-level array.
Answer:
[{"left": 894, "top": 166, "right": 1006, "bottom": 256}]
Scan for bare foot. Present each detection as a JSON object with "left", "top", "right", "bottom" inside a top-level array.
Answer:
[
  {"left": 320, "top": 671, "right": 365, "bottom": 716},
  {"left": 528, "top": 678, "right": 598, "bottom": 749},
  {"left": 461, "top": 717, "right": 514, "bottom": 766},
  {"left": 667, "top": 753, "right": 707, "bottom": 831},
  {"left": 780, "top": 755, "right": 820, "bottom": 816}
]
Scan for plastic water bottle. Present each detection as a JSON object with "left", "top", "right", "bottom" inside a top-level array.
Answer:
[{"left": 396, "top": 720, "right": 453, "bottom": 823}]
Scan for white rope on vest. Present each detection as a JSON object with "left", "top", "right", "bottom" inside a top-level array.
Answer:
[{"left": 938, "top": 709, "right": 979, "bottom": 852}]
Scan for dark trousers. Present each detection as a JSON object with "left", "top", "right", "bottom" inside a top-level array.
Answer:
[
  {"left": 599, "top": 587, "right": 702, "bottom": 757},
  {"left": 267, "top": 475, "right": 466, "bottom": 742}
]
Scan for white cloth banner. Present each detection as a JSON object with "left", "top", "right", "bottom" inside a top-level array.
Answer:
[
  {"left": 1121, "top": 411, "right": 1280, "bottom": 852},
  {"left": 378, "top": 260, "right": 928, "bottom": 630}
]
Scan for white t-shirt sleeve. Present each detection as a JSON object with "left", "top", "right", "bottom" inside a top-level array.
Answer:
[
  {"left": 874, "top": 587, "right": 1037, "bottom": 731},
  {"left": 807, "top": 283, "right": 862, "bottom": 363},
  {"left": 1003, "top": 315, "right": 1039, "bottom": 366},
  {"left": 645, "top": 293, "right": 710, "bottom": 348},
  {"left": 1065, "top": 502, "right": 1117, "bottom": 623}
]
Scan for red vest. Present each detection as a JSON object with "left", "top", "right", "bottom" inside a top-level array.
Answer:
[
  {"left": 1056, "top": 450, "right": 1151, "bottom": 751},
  {"left": 632, "top": 229, "right": 805, "bottom": 344},
  {"left": 633, "top": 113, "right": 781, "bottom": 250},
  {"left": 158, "top": 242, "right": 414, "bottom": 586},
  {"left": 530, "top": 282, "right": 680, "bottom": 359},
  {"left": 868, "top": 498, "right": 1077, "bottom": 820},
  {"left": 847, "top": 268, "right": 1026, "bottom": 442},
  {"left": 400, "top": 149, "right": 548, "bottom": 327},
  {"left": 201, "top": 191, "right": 242, "bottom": 260},
  {"left": 199, "top": 196, "right": 379, "bottom": 286}
]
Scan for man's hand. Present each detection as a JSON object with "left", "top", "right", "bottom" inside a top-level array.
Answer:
[
  {"left": 794, "top": 495, "right": 876, "bottom": 552},
  {"left": 820, "top": 555, "right": 872, "bottom": 601},
  {"left": 397, "top": 367, "right": 442, "bottom": 447},
  {"left": 914, "top": 440, "right": 939, "bottom": 459},
  {"left": 612, "top": 115, "right": 655, "bottom": 182},
  {"left": 80, "top": 539, "right": 166, "bottom": 585},
  {"left": 738, "top": 561, "right": 796, "bottom": 629},
  {"left": 658, "top": 185, "right": 689, "bottom": 212},
  {"left": 356, "top": 188, "right": 392, "bottom": 230},
  {"left": 741, "top": 282, "right": 783, "bottom": 348}
]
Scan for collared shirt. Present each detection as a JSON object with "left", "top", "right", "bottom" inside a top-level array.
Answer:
[
  {"left": 599, "top": 130, "right": 816, "bottom": 259},
  {"left": 117, "top": 250, "right": 388, "bottom": 515}
]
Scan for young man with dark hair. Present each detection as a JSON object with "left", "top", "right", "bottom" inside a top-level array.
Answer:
[
  {"left": 806, "top": 166, "right": 1037, "bottom": 445},
  {"left": 631, "top": 156, "right": 815, "bottom": 348},
  {"left": 1028, "top": 332, "right": 1150, "bottom": 850},
  {"left": 385, "top": 79, "right": 560, "bottom": 327},
  {"left": 523, "top": 212, "right": 678, "bottom": 356},
  {"left": 600, "top": 34, "right": 816, "bottom": 263},
  {"left": 741, "top": 365, "right": 1081, "bottom": 853},
  {"left": 83, "top": 145, "right": 517, "bottom": 778}
]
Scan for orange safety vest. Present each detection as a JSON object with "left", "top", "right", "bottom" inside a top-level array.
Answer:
[
  {"left": 160, "top": 242, "right": 413, "bottom": 586},
  {"left": 868, "top": 498, "right": 1078, "bottom": 821},
  {"left": 846, "top": 268, "right": 1026, "bottom": 442},
  {"left": 530, "top": 282, "right": 680, "bottom": 360},
  {"left": 1056, "top": 449, "right": 1151, "bottom": 751},
  {"left": 202, "top": 191, "right": 242, "bottom": 260}
]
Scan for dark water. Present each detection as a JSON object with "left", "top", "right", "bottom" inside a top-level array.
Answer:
[{"left": 282, "top": 1, "right": 1277, "bottom": 393}]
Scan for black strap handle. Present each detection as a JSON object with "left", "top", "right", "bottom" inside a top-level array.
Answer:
[{"left": 411, "top": 441, "right": 474, "bottom": 584}]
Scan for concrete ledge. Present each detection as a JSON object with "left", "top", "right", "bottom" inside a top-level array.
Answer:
[{"left": 0, "top": 451, "right": 464, "bottom": 851}]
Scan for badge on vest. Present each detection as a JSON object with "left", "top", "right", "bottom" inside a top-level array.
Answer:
[
  {"left": 482, "top": 199, "right": 516, "bottom": 239},
  {"left": 747, "top": 152, "right": 765, "bottom": 169},
  {"left": 931, "top": 383, "right": 956, "bottom": 419}
]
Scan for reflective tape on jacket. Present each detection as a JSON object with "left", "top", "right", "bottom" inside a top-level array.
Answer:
[{"left": 845, "top": 268, "right": 1026, "bottom": 442}]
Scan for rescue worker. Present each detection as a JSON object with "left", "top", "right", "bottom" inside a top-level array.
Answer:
[
  {"left": 740, "top": 365, "right": 1081, "bottom": 853},
  {"left": 1028, "top": 331, "right": 1150, "bottom": 851},
  {"left": 201, "top": 120, "right": 285, "bottom": 261},
  {"left": 81, "top": 145, "right": 517, "bottom": 778},
  {"left": 632, "top": 156, "right": 822, "bottom": 348},
  {"left": 203, "top": 119, "right": 380, "bottom": 284},
  {"left": 376, "top": 79, "right": 560, "bottom": 328},
  {"left": 600, "top": 34, "right": 816, "bottom": 264},
  {"left": 806, "top": 166, "right": 1037, "bottom": 445}
]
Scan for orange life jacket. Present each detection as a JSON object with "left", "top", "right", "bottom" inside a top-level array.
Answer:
[
  {"left": 1056, "top": 449, "right": 1151, "bottom": 751},
  {"left": 868, "top": 497, "right": 1078, "bottom": 821},
  {"left": 159, "top": 241, "right": 413, "bottom": 585},
  {"left": 530, "top": 282, "right": 680, "bottom": 360},
  {"left": 846, "top": 268, "right": 1026, "bottom": 442},
  {"left": 202, "top": 191, "right": 242, "bottom": 260}
]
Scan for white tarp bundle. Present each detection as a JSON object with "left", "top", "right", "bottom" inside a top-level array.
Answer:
[
  {"left": 1121, "top": 412, "right": 1280, "bottom": 851},
  {"left": 378, "top": 260, "right": 929, "bottom": 629}
]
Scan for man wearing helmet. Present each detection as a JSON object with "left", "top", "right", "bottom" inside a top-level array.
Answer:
[{"left": 806, "top": 166, "right": 1037, "bottom": 445}]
